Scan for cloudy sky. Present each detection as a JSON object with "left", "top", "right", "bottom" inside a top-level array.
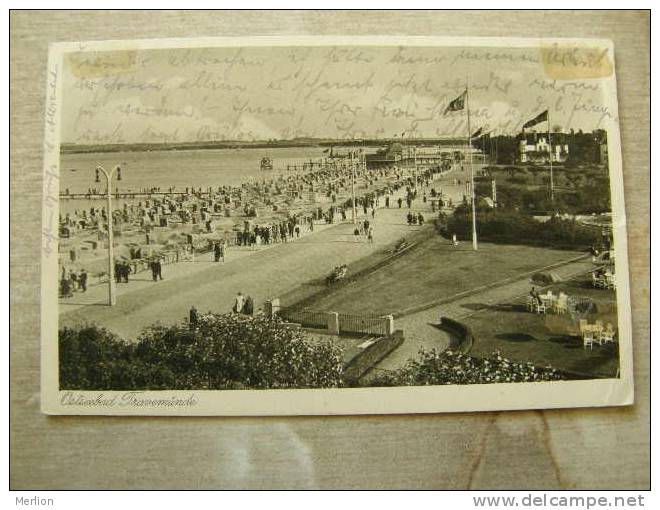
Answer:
[{"left": 60, "top": 43, "right": 617, "bottom": 144}]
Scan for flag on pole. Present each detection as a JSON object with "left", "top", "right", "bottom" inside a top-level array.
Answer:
[
  {"left": 470, "top": 127, "right": 483, "bottom": 139},
  {"left": 522, "top": 110, "right": 549, "bottom": 129},
  {"left": 444, "top": 90, "right": 467, "bottom": 114}
]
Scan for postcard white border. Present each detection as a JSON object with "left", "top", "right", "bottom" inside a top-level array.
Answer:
[{"left": 40, "top": 35, "right": 634, "bottom": 416}]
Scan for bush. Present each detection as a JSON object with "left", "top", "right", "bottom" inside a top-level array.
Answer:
[
  {"left": 59, "top": 314, "right": 344, "bottom": 390},
  {"left": 476, "top": 175, "right": 611, "bottom": 215},
  {"left": 366, "top": 349, "right": 564, "bottom": 386},
  {"left": 441, "top": 204, "right": 600, "bottom": 249}
]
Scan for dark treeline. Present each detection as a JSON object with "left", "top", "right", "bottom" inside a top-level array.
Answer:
[{"left": 472, "top": 129, "right": 608, "bottom": 166}]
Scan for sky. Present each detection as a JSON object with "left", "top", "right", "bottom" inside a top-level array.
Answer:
[{"left": 60, "top": 43, "right": 618, "bottom": 144}]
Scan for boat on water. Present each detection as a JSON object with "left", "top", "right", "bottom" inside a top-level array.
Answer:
[{"left": 260, "top": 157, "right": 273, "bottom": 171}]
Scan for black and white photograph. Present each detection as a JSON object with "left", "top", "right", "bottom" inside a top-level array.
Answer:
[{"left": 41, "top": 36, "right": 633, "bottom": 415}]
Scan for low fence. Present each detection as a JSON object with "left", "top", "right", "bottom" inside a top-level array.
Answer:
[
  {"left": 273, "top": 304, "right": 393, "bottom": 337},
  {"left": 337, "top": 313, "right": 389, "bottom": 336},
  {"left": 278, "top": 308, "right": 328, "bottom": 329}
]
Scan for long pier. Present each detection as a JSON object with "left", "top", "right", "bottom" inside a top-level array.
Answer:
[{"left": 60, "top": 191, "right": 211, "bottom": 199}]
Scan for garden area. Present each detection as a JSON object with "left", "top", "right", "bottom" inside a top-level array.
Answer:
[
  {"left": 365, "top": 348, "right": 565, "bottom": 386},
  {"left": 477, "top": 164, "right": 611, "bottom": 215},
  {"left": 461, "top": 275, "right": 619, "bottom": 379},
  {"left": 439, "top": 202, "right": 603, "bottom": 250},
  {"left": 59, "top": 312, "right": 570, "bottom": 390},
  {"left": 291, "top": 234, "right": 584, "bottom": 316}
]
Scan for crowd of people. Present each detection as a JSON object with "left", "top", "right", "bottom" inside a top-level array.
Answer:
[
  {"left": 59, "top": 267, "right": 88, "bottom": 298},
  {"left": 59, "top": 153, "right": 452, "bottom": 300}
]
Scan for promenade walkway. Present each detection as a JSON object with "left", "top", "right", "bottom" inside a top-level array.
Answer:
[{"left": 59, "top": 166, "right": 459, "bottom": 339}]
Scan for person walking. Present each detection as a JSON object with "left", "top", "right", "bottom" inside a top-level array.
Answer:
[
  {"left": 214, "top": 242, "right": 221, "bottom": 262},
  {"left": 156, "top": 258, "right": 163, "bottom": 280},
  {"left": 114, "top": 262, "right": 122, "bottom": 283},
  {"left": 219, "top": 240, "right": 226, "bottom": 262},
  {"left": 233, "top": 292, "right": 245, "bottom": 314},
  {"left": 244, "top": 295, "right": 254, "bottom": 316},
  {"left": 397, "top": 197, "right": 403, "bottom": 208},
  {"left": 121, "top": 261, "right": 131, "bottom": 283},
  {"left": 150, "top": 259, "right": 158, "bottom": 281},
  {"left": 189, "top": 305, "right": 199, "bottom": 331},
  {"left": 78, "top": 269, "right": 87, "bottom": 292},
  {"left": 368, "top": 227, "right": 374, "bottom": 244}
]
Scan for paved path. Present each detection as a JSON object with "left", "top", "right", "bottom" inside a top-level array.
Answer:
[{"left": 60, "top": 167, "right": 462, "bottom": 339}]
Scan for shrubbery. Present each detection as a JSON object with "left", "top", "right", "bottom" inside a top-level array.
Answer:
[
  {"left": 476, "top": 173, "right": 611, "bottom": 214},
  {"left": 367, "top": 349, "right": 564, "bottom": 386},
  {"left": 59, "top": 314, "right": 344, "bottom": 390},
  {"left": 437, "top": 203, "right": 600, "bottom": 249}
]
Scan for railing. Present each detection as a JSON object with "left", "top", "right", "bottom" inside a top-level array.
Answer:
[
  {"left": 276, "top": 308, "right": 391, "bottom": 336},
  {"left": 337, "top": 313, "right": 388, "bottom": 336},
  {"left": 278, "top": 308, "right": 328, "bottom": 329}
]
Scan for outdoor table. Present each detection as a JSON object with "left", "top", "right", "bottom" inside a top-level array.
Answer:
[{"left": 540, "top": 295, "right": 557, "bottom": 307}]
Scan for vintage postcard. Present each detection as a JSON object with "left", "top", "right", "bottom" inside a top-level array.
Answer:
[{"left": 41, "top": 36, "right": 633, "bottom": 415}]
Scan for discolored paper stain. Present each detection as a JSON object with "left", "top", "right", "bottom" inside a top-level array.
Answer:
[
  {"left": 66, "top": 50, "right": 137, "bottom": 79},
  {"left": 540, "top": 44, "right": 614, "bottom": 80}
]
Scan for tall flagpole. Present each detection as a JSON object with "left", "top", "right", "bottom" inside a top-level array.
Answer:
[
  {"left": 466, "top": 81, "right": 478, "bottom": 251},
  {"left": 548, "top": 110, "right": 555, "bottom": 203}
]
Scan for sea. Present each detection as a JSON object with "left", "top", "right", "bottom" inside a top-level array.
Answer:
[{"left": 58, "top": 146, "right": 376, "bottom": 215}]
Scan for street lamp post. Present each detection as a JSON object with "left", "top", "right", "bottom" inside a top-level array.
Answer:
[
  {"left": 350, "top": 151, "right": 357, "bottom": 224},
  {"left": 95, "top": 164, "right": 122, "bottom": 306}
]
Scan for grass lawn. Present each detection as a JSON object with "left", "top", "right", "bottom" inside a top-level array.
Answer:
[
  {"left": 464, "top": 277, "right": 619, "bottom": 378},
  {"left": 278, "top": 225, "right": 436, "bottom": 309},
  {"left": 292, "top": 234, "right": 583, "bottom": 316}
]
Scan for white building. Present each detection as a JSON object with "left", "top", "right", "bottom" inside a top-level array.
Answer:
[{"left": 519, "top": 132, "right": 569, "bottom": 164}]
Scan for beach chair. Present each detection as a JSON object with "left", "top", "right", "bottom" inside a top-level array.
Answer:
[{"left": 583, "top": 330, "right": 596, "bottom": 350}]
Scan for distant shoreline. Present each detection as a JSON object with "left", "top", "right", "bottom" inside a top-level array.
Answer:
[{"left": 60, "top": 138, "right": 467, "bottom": 155}]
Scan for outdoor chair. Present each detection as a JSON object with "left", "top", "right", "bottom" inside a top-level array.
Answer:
[
  {"left": 579, "top": 319, "right": 588, "bottom": 334},
  {"left": 526, "top": 297, "right": 536, "bottom": 312},
  {"left": 554, "top": 297, "right": 568, "bottom": 315},
  {"left": 583, "top": 330, "right": 596, "bottom": 350},
  {"left": 606, "top": 275, "right": 617, "bottom": 290},
  {"left": 600, "top": 323, "right": 617, "bottom": 344},
  {"left": 591, "top": 273, "right": 601, "bottom": 287},
  {"left": 535, "top": 302, "right": 546, "bottom": 314}
]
